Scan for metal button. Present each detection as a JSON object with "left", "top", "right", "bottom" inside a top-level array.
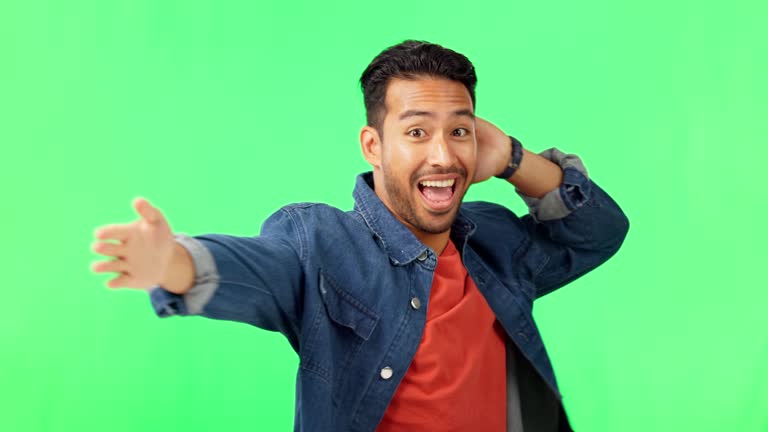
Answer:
[
  {"left": 410, "top": 297, "right": 421, "bottom": 310},
  {"left": 380, "top": 366, "right": 393, "bottom": 380},
  {"left": 417, "top": 250, "right": 428, "bottom": 261}
]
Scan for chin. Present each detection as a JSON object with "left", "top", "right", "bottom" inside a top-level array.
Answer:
[{"left": 414, "top": 210, "right": 458, "bottom": 234}]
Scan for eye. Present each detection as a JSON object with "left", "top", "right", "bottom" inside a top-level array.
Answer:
[
  {"left": 453, "top": 128, "right": 470, "bottom": 137},
  {"left": 408, "top": 128, "right": 425, "bottom": 138}
]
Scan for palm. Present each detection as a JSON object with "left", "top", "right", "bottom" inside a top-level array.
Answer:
[{"left": 91, "top": 198, "right": 176, "bottom": 289}]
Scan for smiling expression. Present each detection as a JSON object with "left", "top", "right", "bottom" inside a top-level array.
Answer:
[{"left": 363, "top": 76, "right": 477, "bottom": 236}]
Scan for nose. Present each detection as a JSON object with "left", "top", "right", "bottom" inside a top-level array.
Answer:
[{"left": 425, "top": 132, "right": 458, "bottom": 168}]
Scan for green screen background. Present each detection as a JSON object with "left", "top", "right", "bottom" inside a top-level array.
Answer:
[{"left": 2, "top": 1, "right": 766, "bottom": 431}]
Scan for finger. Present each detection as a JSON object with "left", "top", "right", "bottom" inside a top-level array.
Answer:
[
  {"left": 94, "top": 224, "right": 131, "bottom": 241},
  {"left": 91, "top": 241, "right": 124, "bottom": 258},
  {"left": 107, "top": 272, "right": 134, "bottom": 289},
  {"left": 133, "top": 197, "right": 160, "bottom": 224},
  {"left": 91, "top": 258, "right": 128, "bottom": 274}
]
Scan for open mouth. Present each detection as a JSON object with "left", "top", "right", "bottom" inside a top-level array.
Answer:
[{"left": 417, "top": 177, "right": 458, "bottom": 212}]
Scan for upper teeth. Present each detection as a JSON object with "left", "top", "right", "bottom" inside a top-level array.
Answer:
[{"left": 420, "top": 179, "right": 455, "bottom": 187}]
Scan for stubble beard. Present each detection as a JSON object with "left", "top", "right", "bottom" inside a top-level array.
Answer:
[{"left": 381, "top": 164, "right": 466, "bottom": 235}]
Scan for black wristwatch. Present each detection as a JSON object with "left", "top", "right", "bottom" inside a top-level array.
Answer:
[{"left": 494, "top": 136, "right": 524, "bottom": 179}]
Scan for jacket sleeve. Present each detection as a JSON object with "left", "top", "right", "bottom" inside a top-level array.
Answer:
[
  {"left": 516, "top": 148, "right": 630, "bottom": 298},
  {"left": 148, "top": 208, "right": 305, "bottom": 349}
]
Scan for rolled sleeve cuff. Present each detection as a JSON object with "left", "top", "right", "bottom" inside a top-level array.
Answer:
[
  {"left": 516, "top": 148, "right": 592, "bottom": 222},
  {"left": 148, "top": 233, "right": 220, "bottom": 317}
]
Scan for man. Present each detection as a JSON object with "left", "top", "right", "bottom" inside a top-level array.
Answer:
[{"left": 91, "top": 40, "right": 629, "bottom": 431}]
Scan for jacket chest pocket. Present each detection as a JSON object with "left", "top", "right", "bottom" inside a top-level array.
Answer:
[{"left": 300, "top": 270, "right": 380, "bottom": 400}]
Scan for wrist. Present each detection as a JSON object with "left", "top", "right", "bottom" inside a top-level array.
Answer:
[
  {"left": 494, "top": 136, "right": 524, "bottom": 180},
  {"left": 160, "top": 242, "right": 195, "bottom": 295}
]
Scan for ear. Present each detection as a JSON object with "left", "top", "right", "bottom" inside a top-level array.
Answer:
[{"left": 360, "top": 125, "right": 382, "bottom": 168}]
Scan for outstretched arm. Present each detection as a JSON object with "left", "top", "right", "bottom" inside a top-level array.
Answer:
[{"left": 91, "top": 199, "right": 305, "bottom": 349}]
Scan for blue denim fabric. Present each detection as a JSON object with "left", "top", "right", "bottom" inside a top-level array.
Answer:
[{"left": 149, "top": 150, "right": 629, "bottom": 432}]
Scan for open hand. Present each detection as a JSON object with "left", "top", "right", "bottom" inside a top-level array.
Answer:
[{"left": 91, "top": 198, "right": 175, "bottom": 289}]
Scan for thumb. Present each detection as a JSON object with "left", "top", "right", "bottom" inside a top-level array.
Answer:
[{"left": 133, "top": 197, "right": 160, "bottom": 224}]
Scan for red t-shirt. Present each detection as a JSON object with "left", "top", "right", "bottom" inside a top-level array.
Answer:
[{"left": 376, "top": 240, "right": 507, "bottom": 431}]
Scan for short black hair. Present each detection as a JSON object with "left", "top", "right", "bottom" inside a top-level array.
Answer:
[{"left": 359, "top": 39, "right": 477, "bottom": 134}]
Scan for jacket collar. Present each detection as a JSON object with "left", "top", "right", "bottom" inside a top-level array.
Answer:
[{"left": 353, "top": 172, "right": 477, "bottom": 265}]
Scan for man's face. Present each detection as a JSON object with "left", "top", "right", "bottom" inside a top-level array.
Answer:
[{"left": 374, "top": 76, "right": 477, "bottom": 235}]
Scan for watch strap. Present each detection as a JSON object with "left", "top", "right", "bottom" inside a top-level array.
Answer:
[{"left": 495, "top": 135, "right": 524, "bottom": 179}]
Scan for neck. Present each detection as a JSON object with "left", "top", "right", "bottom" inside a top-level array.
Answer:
[{"left": 411, "top": 228, "right": 450, "bottom": 255}]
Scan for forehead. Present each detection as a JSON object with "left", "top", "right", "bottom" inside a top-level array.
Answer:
[{"left": 384, "top": 77, "right": 473, "bottom": 118}]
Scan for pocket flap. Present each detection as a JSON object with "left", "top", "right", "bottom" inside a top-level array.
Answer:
[{"left": 318, "top": 271, "right": 379, "bottom": 340}]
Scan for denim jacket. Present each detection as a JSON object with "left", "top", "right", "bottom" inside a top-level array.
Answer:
[{"left": 149, "top": 148, "right": 629, "bottom": 432}]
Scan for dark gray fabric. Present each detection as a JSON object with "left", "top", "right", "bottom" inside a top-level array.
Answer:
[
  {"left": 514, "top": 342, "right": 569, "bottom": 431},
  {"left": 506, "top": 339, "right": 525, "bottom": 431}
]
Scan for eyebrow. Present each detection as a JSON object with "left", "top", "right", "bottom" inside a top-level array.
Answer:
[{"left": 398, "top": 109, "right": 475, "bottom": 121}]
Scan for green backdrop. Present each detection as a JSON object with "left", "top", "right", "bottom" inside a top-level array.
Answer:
[{"left": 2, "top": 1, "right": 766, "bottom": 431}]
